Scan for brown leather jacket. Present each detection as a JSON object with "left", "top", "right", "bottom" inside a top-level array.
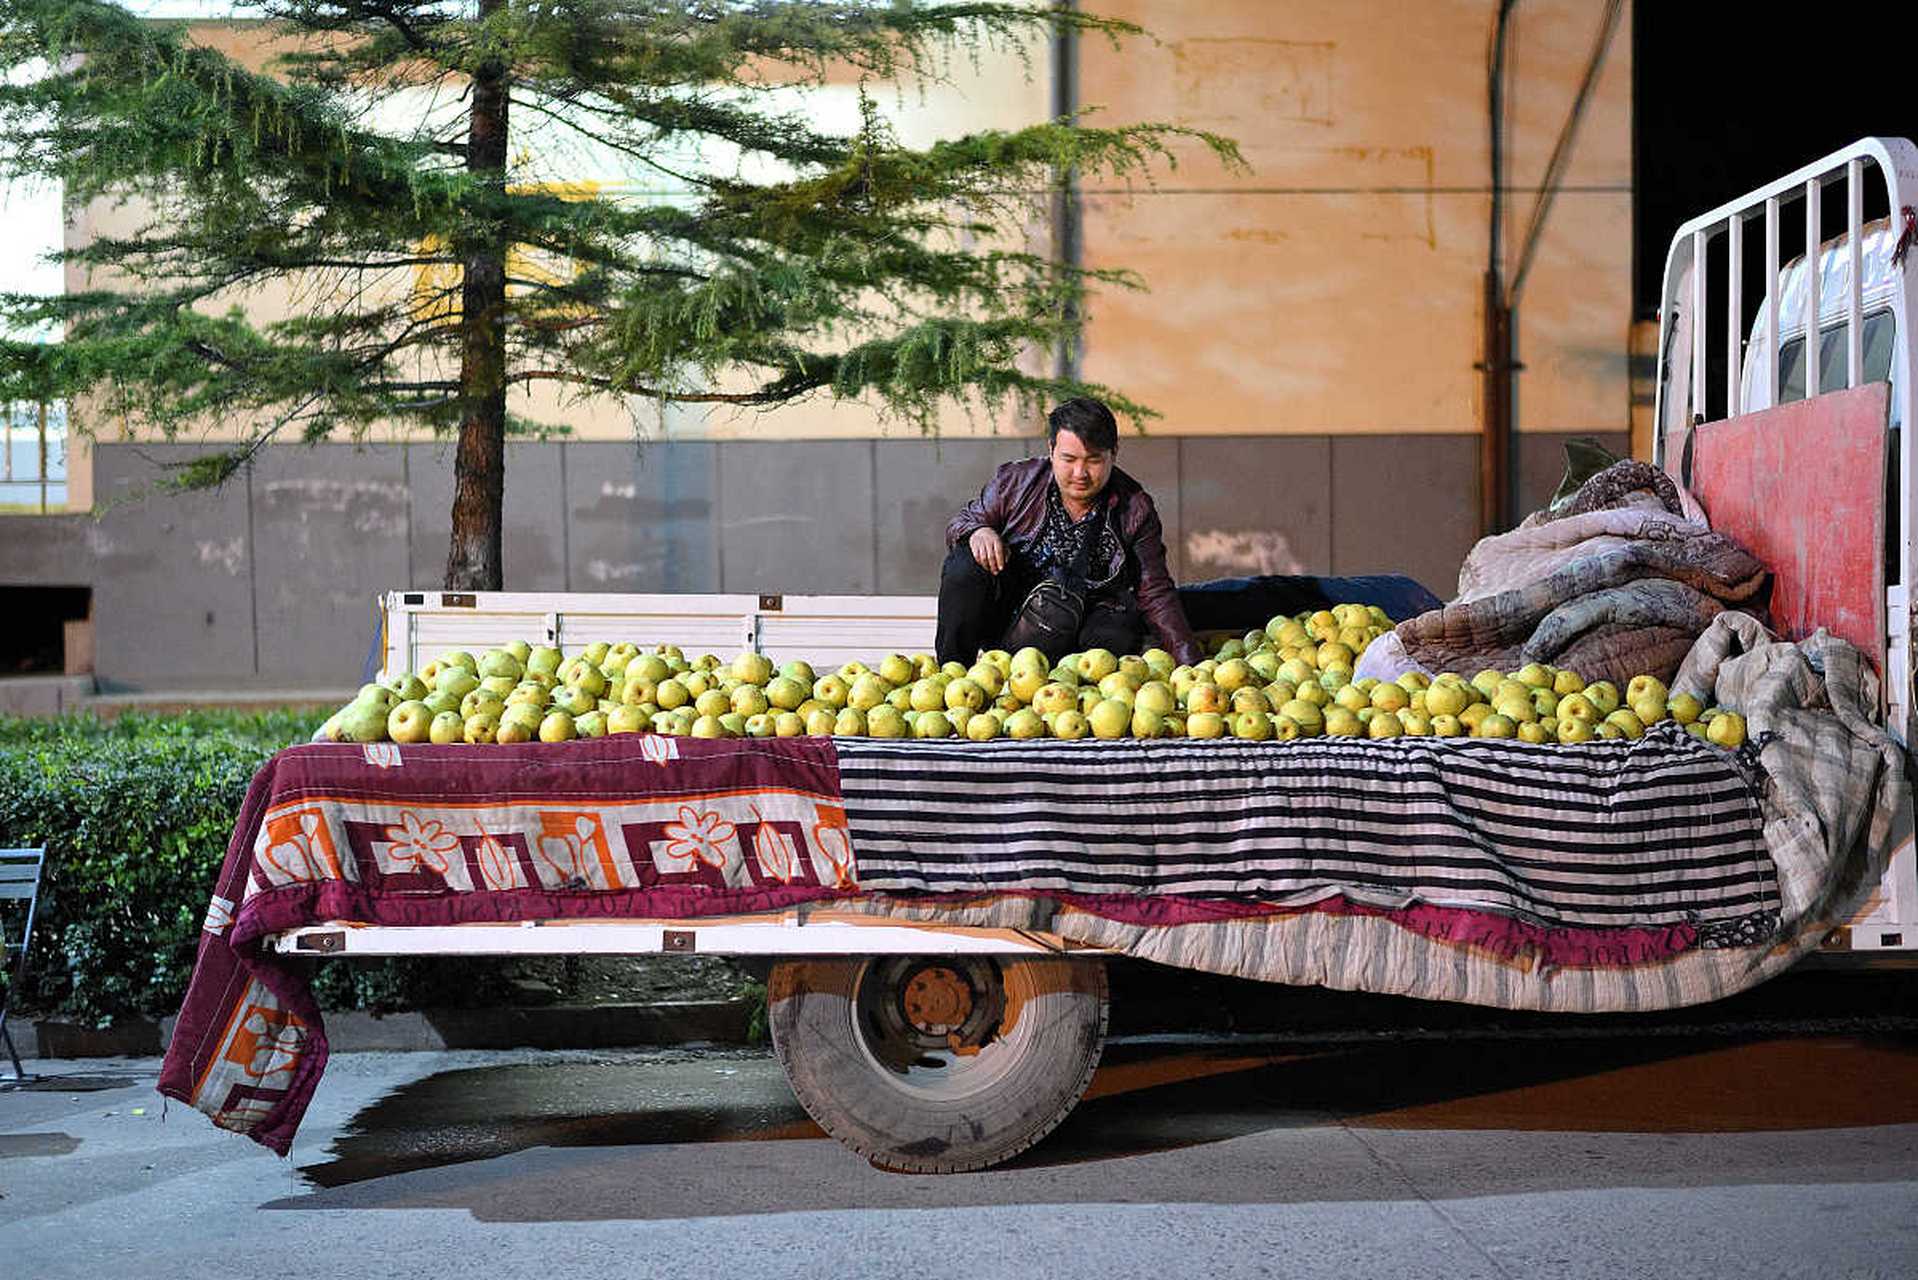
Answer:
[{"left": 945, "top": 457, "right": 1203, "bottom": 664}]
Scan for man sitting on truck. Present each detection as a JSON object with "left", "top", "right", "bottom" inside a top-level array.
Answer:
[{"left": 937, "top": 397, "right": 1204, "bottom": 666}]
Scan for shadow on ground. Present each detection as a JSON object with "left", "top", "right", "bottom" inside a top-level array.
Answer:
[{"left": 274, "top": 1029, "right": 1918, "bottom": 1221}]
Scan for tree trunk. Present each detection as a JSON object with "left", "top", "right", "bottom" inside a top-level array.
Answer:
[{"left": 444, "top": 0, "right": 511, "bottom": 591}]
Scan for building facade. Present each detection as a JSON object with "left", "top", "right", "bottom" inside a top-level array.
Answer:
[{"left": 1, "top": 0, "right": 1634, "bottom": 691}]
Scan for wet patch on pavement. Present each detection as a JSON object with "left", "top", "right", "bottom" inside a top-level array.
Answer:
[{"left": 0, "top": 1132, "right": 82, "bottom": 1158}]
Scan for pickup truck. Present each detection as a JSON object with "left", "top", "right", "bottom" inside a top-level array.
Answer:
[{"left": 159, "top": 136, "right": 1917, "bottom": 1175}]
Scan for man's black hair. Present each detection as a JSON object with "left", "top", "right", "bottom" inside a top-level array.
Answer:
[{"left": 1046, "top": 397, "right": 1119, "bottom": 453}]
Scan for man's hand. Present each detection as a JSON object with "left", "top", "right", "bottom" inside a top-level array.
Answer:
[{"left": 969, "top": 527, "right": 1009, "bottom": 575}]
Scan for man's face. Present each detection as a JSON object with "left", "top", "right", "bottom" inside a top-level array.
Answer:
[{"left": 1049, "top": 429, "right": 1113, "bottom": 507}]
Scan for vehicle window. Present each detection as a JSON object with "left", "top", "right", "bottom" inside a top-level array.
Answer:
[{"left": 1778, "top": 311, "right": 1896, "bottom": 403}]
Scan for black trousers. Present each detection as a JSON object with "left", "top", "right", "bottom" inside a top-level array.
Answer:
[{"left": 935, "top": 544, "right": 1145, "bottom": 665}]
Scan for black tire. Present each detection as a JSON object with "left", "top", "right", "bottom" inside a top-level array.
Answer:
[{"left": 768, "top": 954, "right": 1108, "bottom": 1173}]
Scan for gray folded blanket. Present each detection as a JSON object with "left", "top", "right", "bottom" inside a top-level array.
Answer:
[{"left": 1393, "top": 461, "right": 1770, "bottom": 685}]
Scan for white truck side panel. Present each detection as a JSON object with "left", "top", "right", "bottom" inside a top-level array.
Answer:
[{"left": 382, "top": 590, "right": 938, "bottom": 676}]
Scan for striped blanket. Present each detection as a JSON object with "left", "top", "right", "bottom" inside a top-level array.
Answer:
[
  {"left": 837, "top": 733, "right": 1775, "bottom": 941},
  {"left": 156, "top": 627, "right": 1904, "bottom": 1155}
]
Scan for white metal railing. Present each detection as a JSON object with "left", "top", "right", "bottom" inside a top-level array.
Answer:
[
  {"left": 1653, "top": 137, "right": 1918, "bottom": 745},
  {"left": 1659, "top": 140, "right": 1917, "bottom": 428},
  {"left": 0, "top": 400, "right": 67, "bottom": 513}
]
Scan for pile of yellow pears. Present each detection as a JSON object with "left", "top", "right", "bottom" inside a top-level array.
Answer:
[{"left": 321, "top": 602, "right": 1746, "bottom": 749}]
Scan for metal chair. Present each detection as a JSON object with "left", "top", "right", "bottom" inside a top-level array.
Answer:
[{"left": 1, "top": 847, "right": 46, "bottom": 1084}]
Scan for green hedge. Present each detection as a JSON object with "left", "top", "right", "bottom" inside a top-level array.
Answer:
[{"left": 0, "top": 710, "right": 512, "bottom": 1025}]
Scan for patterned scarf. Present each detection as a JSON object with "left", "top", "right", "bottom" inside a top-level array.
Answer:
[{"left": 1035, "top": 482, "right": 1124, "bottom": 589}]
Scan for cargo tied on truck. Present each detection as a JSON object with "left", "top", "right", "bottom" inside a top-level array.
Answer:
[{"left": 159, "top": 138, "right": 1918, "bottom": 1175}]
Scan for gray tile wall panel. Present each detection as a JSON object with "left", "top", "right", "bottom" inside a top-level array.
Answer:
[
  {"left": 89, "top": 444, "right": 257, "bottom": 685},
  {"left": 0, "top": 513, "right": 89, "bottom": 586},
  {"left": 407, "top": 442, "right": 567, "bottom": 592},
  {"left": 566, "top": 441, "right": 719, "bottom": 593},
  {"left": 1329, "top": 434, "right": 1479, "bottom": 600},
  {"left": 717, "top": 441, "right": 876, "bottom": 595},
  {"left": 249, "top": 444, "right": 409, "bottom": 684},
  {"left": 872, "top": 437, "right": 1035, "bottom": 595},
  {"left": 1178, "top": 436, "right": 1332, "bottom": 585},
  {"left": 1114, "top": 435, "right": 1182, "bottom": 580},
  {"left": 43, "top": 431, "right": 1655, "bottom": 688}
]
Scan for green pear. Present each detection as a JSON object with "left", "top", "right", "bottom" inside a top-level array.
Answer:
[
  {"left": 429, "top": 710, "right": 465, "bottom": 744},
  {"left": 385, "top": 672, "right": 429, "bottom": 701},
  {"left": 731, "top": 652, "right": 774, "bottom": 685},
  {"left": 866, "top": 706, "right": 909, "bottom": 736},
  {"left": 765, "top": 676, "right": 809, "bottom": 711},
  {"left": 463, "top": 710, "right": 501, "bottom": 744},
  {"left": 387, "top": 699, "right": 434, "bottom": 744},
  {"left": 357, "top": 682, "right": 398, "bottom": 710},
  {"left": 461, "top": 689, "right": 505, "bottom": 719},
  {"left": 476, "top": 649, "right": 524, "bottom": 681},
  {"left": 438, "top": 649, "right": 478, "bottom": 674},
  {"left": 332, "top": 700, "right": 392, "bottom": 743},
  {"left": 435, "top": 668, "right": 480, "bottom": 701},
  {"left": 812, "top": 675, "right": 850, "bottom": 710},
  {"left": 847, "top": 674, "right": 891, "bottom": 711}
]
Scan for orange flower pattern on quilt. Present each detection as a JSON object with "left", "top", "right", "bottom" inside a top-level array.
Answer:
[
  {"left": 256, "top": 808, "right": 342, "bottom": 886},
  {"left": 661, "top": 805, "right": 737, "bottom": 872},
  {"left": 385, "top": 811, "right": 462, "bottom": 875},
  {"left": 167, "top": 736, "right": 856, "bottom": 1156}
]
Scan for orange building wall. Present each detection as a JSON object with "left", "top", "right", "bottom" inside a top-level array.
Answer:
[{"left": 1075, "top": 0, "right": 1632, "bottom": 439}]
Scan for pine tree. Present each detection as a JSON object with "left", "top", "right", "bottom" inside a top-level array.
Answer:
[{"left": 0, "top": 0, "right": 1238, "bottom": 588}]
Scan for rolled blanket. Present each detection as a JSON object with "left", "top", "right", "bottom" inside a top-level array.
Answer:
[{"left": 1396, "top": 536, "right": 1768, "bottom": 685}]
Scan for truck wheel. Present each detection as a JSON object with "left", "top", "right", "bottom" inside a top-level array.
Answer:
[{"left": 768, "top": 954, "right": 1108, "bottom": 1173}]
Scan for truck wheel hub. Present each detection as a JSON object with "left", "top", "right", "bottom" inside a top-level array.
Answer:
[{"left": 901, "top": 965, "right": 974, "bottom": 1033}]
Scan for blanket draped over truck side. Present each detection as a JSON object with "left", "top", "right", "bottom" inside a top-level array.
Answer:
[
  {"left": 158, "top": 628, "right": 1904, "bottom": 1154},
  {"left": 1365, "top": 461, "right": 1770, "bottom": 687}
]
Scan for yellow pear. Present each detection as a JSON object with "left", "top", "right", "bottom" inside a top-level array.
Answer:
[
  {"left": 1706, "top": 711, "right": 1747, "bottom": 748},
  {"left": 1089, "top": 699, "right": 1133, "bottom": 740},
  {"left": 1052, "top": 710, "right": 1090, "bottom": 740},
  {"left": 1186, "top": 711, "right": 1226, "bottom": 740},
  {"left": 1475, "top": 713, "right": 1517, "bottom": 740},
  {"left": 1004, "top": 709, "right": 1046, "bottom": 739}
]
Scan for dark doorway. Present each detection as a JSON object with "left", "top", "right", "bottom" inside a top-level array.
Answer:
[{"left": 0, "top": 585, "right": 90, "bottom": 675}]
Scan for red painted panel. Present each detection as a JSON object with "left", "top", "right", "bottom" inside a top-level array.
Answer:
[{"left": 1677, "top": 384, "right": 1890, "bottom": 675}]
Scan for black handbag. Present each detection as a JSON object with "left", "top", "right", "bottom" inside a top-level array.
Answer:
[
  {"left": 1000, "top": 504, "right": 1104, "bottom": 658},
  {"left": 1001, "top": 575, "right": 1088, "bottom": 657}
]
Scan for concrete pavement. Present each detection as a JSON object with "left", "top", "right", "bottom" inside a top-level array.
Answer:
[{"left": 2, "top": 1032, "right": 1916, "bottom": 1280}]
